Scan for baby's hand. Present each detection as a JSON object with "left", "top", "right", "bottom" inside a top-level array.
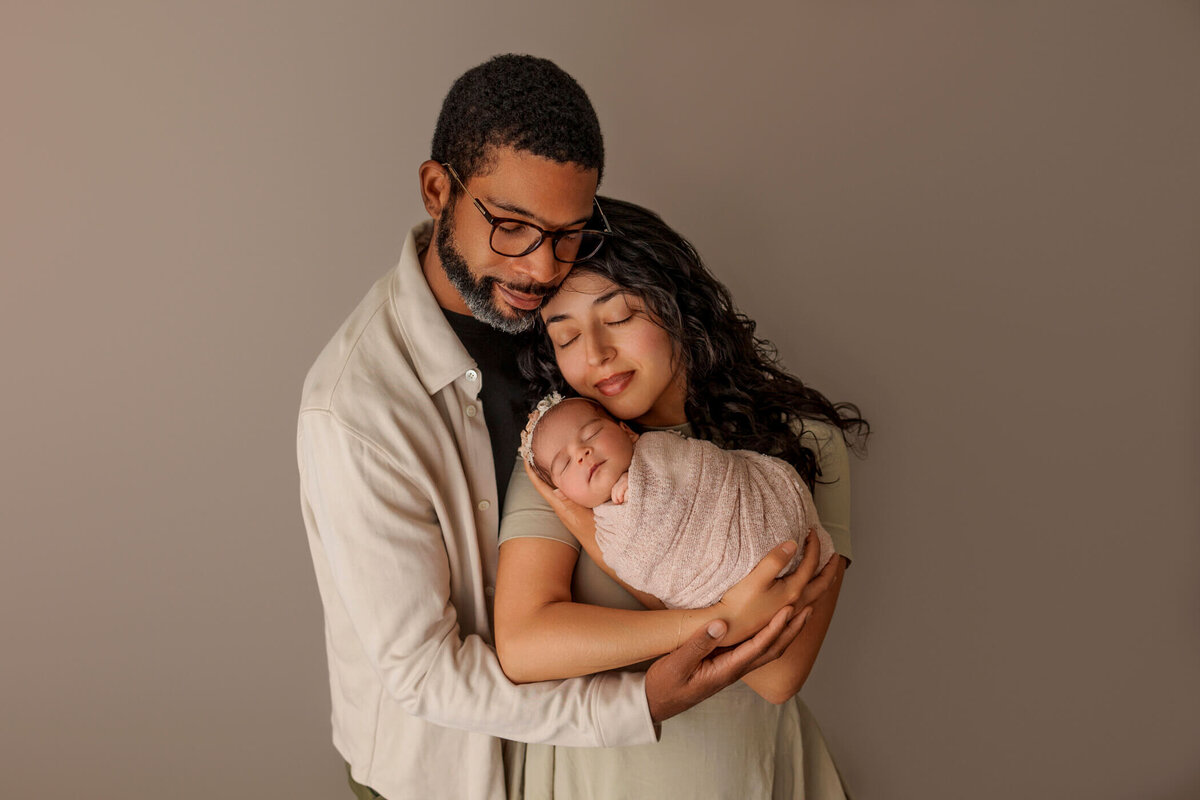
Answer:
[{"left": 611, "top": 472, "right": 630, "bottom": 505}]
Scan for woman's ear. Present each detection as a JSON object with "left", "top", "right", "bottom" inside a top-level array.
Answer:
[{"left": 418, "top": 160, "right": 452, "bottom": 220}]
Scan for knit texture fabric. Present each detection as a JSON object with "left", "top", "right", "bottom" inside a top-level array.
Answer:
[{"left": 593, "top": 432, "right": 834, "bottom": 609}]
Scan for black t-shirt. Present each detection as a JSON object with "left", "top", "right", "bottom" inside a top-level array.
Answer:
[{"left": 441, "top": 308, "right": 532, "bottom": 515}]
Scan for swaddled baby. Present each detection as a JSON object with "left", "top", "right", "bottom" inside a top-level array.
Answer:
[{"left": 521, "top": 394, "right": 834, "bottom": 609}]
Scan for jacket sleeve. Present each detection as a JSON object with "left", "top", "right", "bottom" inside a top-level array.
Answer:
[{"left": 298, "top": 408, "right": 657, "bottom": 746}]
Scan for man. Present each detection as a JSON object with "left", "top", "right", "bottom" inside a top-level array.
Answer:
[{"left": 298, "top": 55, "right": 823, "bottom": 799}]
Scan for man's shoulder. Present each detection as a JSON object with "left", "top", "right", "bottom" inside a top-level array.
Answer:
[
  {"left": 301, "top": 222, "right": 455, "bottom": 413},
  {"left": 297, "top": 223, "right": 476, "bottom": 459},
  {"left": 299, "top": 269, "right": 413, "bottom": 419}
]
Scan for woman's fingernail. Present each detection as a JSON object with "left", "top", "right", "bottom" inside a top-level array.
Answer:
[
  {"left": 707, "top": 620, "right": 727, "bottom": 638},
  {"left": 781, "top": 541, "right": 797, "bottom": 555}
]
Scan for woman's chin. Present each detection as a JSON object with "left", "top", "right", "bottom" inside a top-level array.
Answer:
[{"left": 592, "top": 395, "right": 652, "bottom": 423}]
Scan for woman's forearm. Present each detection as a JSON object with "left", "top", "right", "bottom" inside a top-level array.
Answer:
[
  {"left": 494, "top": 537, "right": 708, "bottom": 683},
  {"left": 740, "top": 555, "right": 845, "bottom": 703},
  {"left": 498, "top": 598, "right": 693, "bottom": 683}
]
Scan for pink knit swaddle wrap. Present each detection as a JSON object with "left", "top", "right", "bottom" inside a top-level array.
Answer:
[{"left": 592, "top": 431, "right": 834, "bottom": 609}]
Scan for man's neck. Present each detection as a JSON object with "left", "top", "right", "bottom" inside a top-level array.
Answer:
[{"left": 419, "top": 222, "right": 473, "bottom": 316}]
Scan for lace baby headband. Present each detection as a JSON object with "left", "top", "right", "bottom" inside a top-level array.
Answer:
[{"left": 518, "top": 392, "right": 567, "bottom": 469}]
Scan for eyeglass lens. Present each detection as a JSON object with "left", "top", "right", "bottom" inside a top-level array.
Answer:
[{"left": 490, "top": 224, "right": 606, "bottom": 263}]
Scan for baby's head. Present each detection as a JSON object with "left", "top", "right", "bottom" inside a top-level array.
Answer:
[{"left": 521, "top": 395, "right": 638, "bottom": 508}]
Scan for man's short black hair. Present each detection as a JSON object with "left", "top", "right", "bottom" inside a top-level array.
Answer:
[{"left": 431, "top": 54, "right": 604, "bottom": 188}]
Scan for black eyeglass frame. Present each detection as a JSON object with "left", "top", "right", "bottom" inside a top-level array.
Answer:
[{"left": 441, "top": 162, "right": 612, "bottom": 263}]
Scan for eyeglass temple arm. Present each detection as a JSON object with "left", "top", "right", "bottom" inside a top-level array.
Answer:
[
  {"left": 447, "top": 161, "right": 610, "bottom": 235},
  {"left": 593, "top": 196, "right": 613, "bottom": 234}
]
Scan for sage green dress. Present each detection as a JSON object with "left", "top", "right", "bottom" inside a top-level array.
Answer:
[{"left": 498, "top": 421, "right": 854, "bottom": 800}]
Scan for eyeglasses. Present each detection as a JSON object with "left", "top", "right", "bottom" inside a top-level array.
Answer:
[{"left": 442, "top": 163, "right": 612, "bottom": 263}]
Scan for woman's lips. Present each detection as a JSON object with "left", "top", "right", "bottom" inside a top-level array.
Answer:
[
  {"left": 594, "top": 371, "right": 633, "bottom": 397},
  {"left": 496, "top": 284, "right": 543, "bottom": 311}
]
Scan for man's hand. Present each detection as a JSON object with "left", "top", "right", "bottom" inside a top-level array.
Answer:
[
  {"left": 712, "top": 530, "right": 839, "bottom": 644},
  {"left": 645, "top": 605, "right": 813, "bottom": 724}
]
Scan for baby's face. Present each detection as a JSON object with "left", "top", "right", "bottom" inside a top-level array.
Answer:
[{"left": 533, "top": 399, "right": 636, "bottom": 508}]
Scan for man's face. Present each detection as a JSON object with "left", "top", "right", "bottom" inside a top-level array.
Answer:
[{"left": 436, "top": 147, "right": 599, "bottom": 333}]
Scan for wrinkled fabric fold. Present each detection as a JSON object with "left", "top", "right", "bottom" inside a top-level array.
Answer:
[{"left": 593, "top": 432, "right": 834, "bottom": 609}]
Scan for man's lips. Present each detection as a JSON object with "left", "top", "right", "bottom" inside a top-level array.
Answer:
[
  {"left": 496, "top": 284, "right": 544, "bottom": 311},
  {"left": 594, "top": 371, "right": 633, "bottom": 397}
]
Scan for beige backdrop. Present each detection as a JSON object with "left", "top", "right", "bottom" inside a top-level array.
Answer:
[{"left": 2, "top": 2, "right": 1197, "bottom": 798}]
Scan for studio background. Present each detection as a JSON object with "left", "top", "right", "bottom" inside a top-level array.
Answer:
[{"left": 2, "top": 2, "right": 1197, "bottom": 798}]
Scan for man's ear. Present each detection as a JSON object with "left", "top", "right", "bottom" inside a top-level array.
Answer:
[
  {"left": 418, "top": 160, "right": 451, "bottom": 220},
  {"left": 619, "top": 421, "right": 639, "bottom": 444}
]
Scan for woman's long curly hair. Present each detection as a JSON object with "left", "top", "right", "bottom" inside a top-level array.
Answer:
[{"left": 519, "top": 197, "right": 870, "bottom": 490}]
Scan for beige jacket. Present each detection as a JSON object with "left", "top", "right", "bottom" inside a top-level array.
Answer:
[{"left": 297, "top": 223, "right": 655, "bottom": 800}]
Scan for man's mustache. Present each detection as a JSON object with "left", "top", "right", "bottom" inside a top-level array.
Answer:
[{"left": 498, "top": 280, "right": 557, "bottom": 298}]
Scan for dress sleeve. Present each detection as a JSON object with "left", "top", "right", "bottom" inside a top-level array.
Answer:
[
  {"left": 499, "top": 455, "right": 646, "bottom": 613},
  {"left": 801, "top": 420, "right": 853, "bottom": 563},
  {"left": 298, "top": 411, "right": 654, "bottom": 746},
  {"left": 499, "top": 456, "right": 581, "bottom": 550}
]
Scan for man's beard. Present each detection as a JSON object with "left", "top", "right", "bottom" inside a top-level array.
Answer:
[{"left": 436, "top": 208, "right": 550, "bottom": 334}]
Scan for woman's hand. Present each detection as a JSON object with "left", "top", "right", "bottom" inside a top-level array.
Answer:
[
  {"left": 646, "top": 605, "right": 813, "bottom": 724},
  {"left": 740, "top": 554, "right": 846, "bottom": 704},
  {"left": 711, "top": 529, "right": 839, "bottom": 645}
]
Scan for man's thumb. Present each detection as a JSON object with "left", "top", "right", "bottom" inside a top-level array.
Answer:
[{"left": 681, "top": 619, "right": 725, "bottom": 662}]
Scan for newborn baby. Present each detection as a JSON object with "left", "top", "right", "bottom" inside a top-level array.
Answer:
[{"left": 520, "top": 394, "right": 834, "bottom": 609}]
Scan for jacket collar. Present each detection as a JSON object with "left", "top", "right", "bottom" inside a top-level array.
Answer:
[{"left": 389, "top": 221, "right": 476, "bottom": 396}]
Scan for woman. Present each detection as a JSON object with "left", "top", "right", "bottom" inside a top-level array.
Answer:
[{"left": 495, "top": 198, "right": 869, "bottom": 799}]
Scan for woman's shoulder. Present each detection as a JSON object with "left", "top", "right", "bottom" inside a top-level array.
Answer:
[
  {"left": 498, "top": 457, "right": 580, "bottom": 550},
  {"left": 790, "top": 418, "right": 847, "bottom": 465},
  {"left": 794, "top": 418, "right": 854, "bottom": 560}
]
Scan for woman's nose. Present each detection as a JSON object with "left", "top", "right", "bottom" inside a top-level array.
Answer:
[{"left": 585, "top": 335, "right": 612, "bottom": 366}]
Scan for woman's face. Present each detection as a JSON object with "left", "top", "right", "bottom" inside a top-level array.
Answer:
[{"left": 540, "top": 271, "right": 687, "bottom": 427}]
